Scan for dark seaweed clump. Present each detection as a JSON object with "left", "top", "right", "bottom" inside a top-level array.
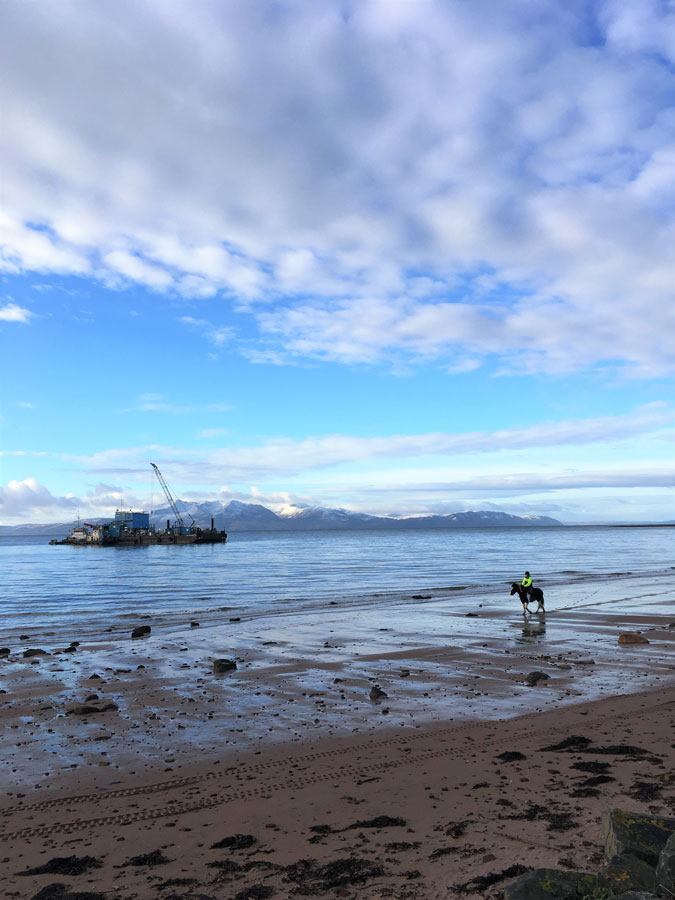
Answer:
[{"left": 20, "top": 857, "right": 103, "bottom": 877}]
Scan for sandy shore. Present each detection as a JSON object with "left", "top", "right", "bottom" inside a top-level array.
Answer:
[
  {"left": 2, "top": 687, "right": 674, "bottom": 899},
  {"left": 1, "top": 575, "right": 674, "bottom": 898}
]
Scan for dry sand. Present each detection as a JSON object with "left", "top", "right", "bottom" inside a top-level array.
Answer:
[{"left": 1, "top": 579, "right": 674, "bottom": 899}]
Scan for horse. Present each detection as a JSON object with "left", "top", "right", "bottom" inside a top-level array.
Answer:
[{"left": 511, "top": 582, "right": 545, "bottom": 614}]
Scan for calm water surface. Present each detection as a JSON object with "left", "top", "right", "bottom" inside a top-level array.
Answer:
[{"left": 1, "top": 526, "right": 673, "bottom": 632}]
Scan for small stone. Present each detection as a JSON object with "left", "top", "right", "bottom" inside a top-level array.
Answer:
[
  {"left": 131, "top": 626, "right": 151, "bottom": 638},
  {"left": 525, "top": 671, "right": 550, "bottom": 686},
  {"left": 190, "top": 621, "right": 200, "bottom": 627},
  {"left": 618, "top": 633, "right": 650, "bottom": 645},
  {"left": 370, "top": 685, "right": 388, "bottom": 701},
  {"left": 23, "top": 648, "right": 49, "bottom": 658},
  {"left": 213, "top": 659, "right": 237, "bottom": 674},
  {"left": 67, "top": 702, "right": 119, "bottom": 715},
  {"left": 0, "top": 648, "right": 10, "bottom": 657}
]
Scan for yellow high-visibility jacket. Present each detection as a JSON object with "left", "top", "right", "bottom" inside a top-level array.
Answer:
[{"left": 522, "top": 575, "right": 532, "bottom": 588}]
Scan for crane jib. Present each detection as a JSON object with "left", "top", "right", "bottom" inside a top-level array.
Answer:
[{"left": 150, "top": 462, "right": 195, "bottom": 531}]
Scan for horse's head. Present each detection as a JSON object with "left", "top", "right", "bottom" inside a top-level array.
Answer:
[{"left": 510, "top": 583, "right": 519, "bottom": 594}]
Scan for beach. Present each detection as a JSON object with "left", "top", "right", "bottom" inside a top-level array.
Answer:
[{"left": 1, "top": 569, "right": 674, "bottom": 899}]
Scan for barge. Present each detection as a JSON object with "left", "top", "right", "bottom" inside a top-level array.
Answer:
[
  {"left": 50, "top": 463, "right": 227, "bottom": 547},
  {"left": 50, "top": 510, "right": 227, "bottom": 546}
]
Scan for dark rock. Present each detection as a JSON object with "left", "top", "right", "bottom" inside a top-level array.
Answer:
[
  {"left": 602, "top": 852, "right": 657, "bottom": 894},
  {"left": 465, "top": 612, "right": 479, "bottom": 617},
  {"left": 62, "top": 646, "right": 77, "bottom": 653},
  {"left": 618, "top": 633, "right": 649, "bottom": 644},
  {"left": 656, "top": 831, "right": 675, "bottom": 894},
  {"left": 19, "top": 855, "right": 103, "bottom": 876},
  {"left": 23, "top": 648, "right": 49, "bottom": 657},
  {"left": 229, "top": 617, "right": 241, "bottom": 622},
  {"left": 0, "top": 648, "right": 10, "bottom": 657},
  {"left": 211, "top": 834, "right": 257, "bottom": 850},
  {"left": 525, "top": 671, "right": 550, "bottom": 686},
  {"left": 213, "top": 658, "right": 237, "bottom": 674},
  {"left": 67, "top": 703, "right": 118, "bottom": 716},
  {"left": 603, "top": 809, "right": 675, "bottom": 867},
  {"left": 497, "top": 751, "right": 527, "bottom": 762},
  {"left": 122, "top": 849, "right": 171, "bottom": 866},
  {"left": 369, "top": 685, "right": 388, "bottom": 701},
  {"left": 190, "top": 621, "right": 200, "bottom": 627},
  {"left": 503, "top": 867, "right": 600, "bottom": 899},
  {"left": 70, "top": 641, "right": 80, "bottom": 647},
  {"left": 412, "top": 594, "right": 432, "bottom": 599},
  {"left": 131, "top": 626, "right": 151, "bottom": 638}
]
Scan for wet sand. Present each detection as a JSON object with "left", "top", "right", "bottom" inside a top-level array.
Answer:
[{"left": 1, "top": 573, "right": 674, "bottom": 898}]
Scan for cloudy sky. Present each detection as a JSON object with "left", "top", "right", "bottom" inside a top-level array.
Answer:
[{"left": 1, "top": 0, "right": 673, "bottom": 525}]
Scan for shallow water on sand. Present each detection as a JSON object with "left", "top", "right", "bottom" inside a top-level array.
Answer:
[{"left": 1, "top": 525, "right": 673, "bottom": 634}]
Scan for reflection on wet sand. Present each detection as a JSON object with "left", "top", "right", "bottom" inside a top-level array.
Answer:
[{"left": 522, "top": 611, "right": 547, "bottom": 637}]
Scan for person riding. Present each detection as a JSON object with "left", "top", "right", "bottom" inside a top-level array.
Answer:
[{"left": 522, "top": 571, "right": 532, "bottom": 599}]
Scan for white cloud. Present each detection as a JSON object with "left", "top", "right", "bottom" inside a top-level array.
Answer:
[
  {"left": 0, "top": 1, "right": 674, "bottom": 372},
  {"left": 197, "top": 428, "right": 228, "bottom": 439},
  {"left": 0, "top": 302, "right": 35, "bottom": 323},
  {"left": 68, "top": 404, "right": 673, "bottom": 483},
  {"left": 129, "top": 393, "right": 231, "bottom": 414},
  {"left": 0, "top": 478, "right": 149, "bottom": 523},
  {"left": 178, "top": 316, "right": 235, "bottom": 346}
]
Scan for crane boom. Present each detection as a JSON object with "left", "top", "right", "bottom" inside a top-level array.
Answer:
[{"left": 150, "top": 463, "right": 194, "bottom": 528}]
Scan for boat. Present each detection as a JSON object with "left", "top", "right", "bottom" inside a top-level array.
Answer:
[{"left": 49, "top": 464, "right": 227, "bottom": 546}]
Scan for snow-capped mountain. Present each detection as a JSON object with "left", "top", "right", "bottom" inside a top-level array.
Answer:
[{"left": 1, "top": 503, "right": 563, "bottom": 536}]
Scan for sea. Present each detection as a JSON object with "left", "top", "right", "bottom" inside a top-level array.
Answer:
[{"left": 2, "top": 525, "right": 673, "bottom": 636}]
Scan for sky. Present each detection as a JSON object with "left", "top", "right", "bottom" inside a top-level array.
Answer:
[{"left": 0, "top": 0, "right": 673, "bottom": 525}]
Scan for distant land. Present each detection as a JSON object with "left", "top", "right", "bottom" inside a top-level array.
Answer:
[{"left": 1, "top": 501, "right": 562, "bottom": 536}]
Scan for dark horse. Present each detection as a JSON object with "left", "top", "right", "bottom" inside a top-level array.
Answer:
[{"left": 511, "top": 582, "right": 545, "bottom": 614}]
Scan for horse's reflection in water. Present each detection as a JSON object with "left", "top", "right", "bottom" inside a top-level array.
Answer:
[{"left": 521, "top": 614, "right": 546, "bottom": 638}]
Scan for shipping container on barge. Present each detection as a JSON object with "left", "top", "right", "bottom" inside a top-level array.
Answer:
[{"left": 49, "top": 463, "right": 227, "bottom": 546}]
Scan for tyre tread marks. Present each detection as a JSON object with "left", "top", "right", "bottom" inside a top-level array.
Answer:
[{"left": 0, "top": 699, "right": 659, "bottom": 842}]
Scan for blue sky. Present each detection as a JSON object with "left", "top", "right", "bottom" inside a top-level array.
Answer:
[{"left": 1, "top": 0, "right": 673, "bottom": 524}]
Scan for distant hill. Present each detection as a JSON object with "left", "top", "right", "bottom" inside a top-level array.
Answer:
[{"left": 0, "top": 502, "right": 563, "bottom": 536}]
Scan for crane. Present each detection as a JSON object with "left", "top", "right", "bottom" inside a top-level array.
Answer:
[{"left": 150, "top": 462, "right": 195, "bottom": 530}]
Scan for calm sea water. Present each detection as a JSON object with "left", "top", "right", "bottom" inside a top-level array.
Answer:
[{"left": 1, "top": 526, "right": 673, "bottom": 633}]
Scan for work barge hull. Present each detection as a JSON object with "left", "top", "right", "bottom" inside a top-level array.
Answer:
[
  {"left": 50, "top": 528, "right": 227, "bottom": 547},
  {"left": 50, "top": 510, "right": 227, "bottom": 547}
]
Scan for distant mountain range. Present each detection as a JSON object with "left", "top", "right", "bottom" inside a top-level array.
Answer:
[{"left": 1, "top": 501, "right": 562, "bottom": 536}]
